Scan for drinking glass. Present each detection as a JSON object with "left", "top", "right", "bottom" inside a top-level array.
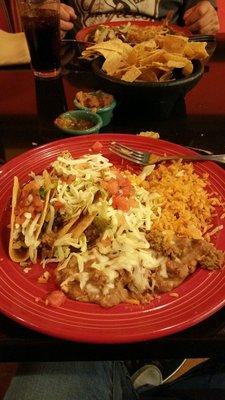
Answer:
[{"left": 18, "top": 0, "right": 61, "bottom": 78}]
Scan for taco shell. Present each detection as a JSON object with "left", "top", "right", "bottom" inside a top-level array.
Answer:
[
  {"left": 56, "top": 206, "right": 85, "bottom": 238},
  {"left": 9, "top": 177, "right": 29, "bottom": 263},
  {"left": 71, "top": 212, "right": 97, "bottom": 239},
  {"left": 9, "top": 171, "right": 51, "bottom": 263}
]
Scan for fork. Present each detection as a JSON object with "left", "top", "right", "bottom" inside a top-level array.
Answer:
[
  {"left": 109, "top": 142, "right": 225, "bottom": 166},
  {"left": 188, "top": 34, "right": 216, "bottom": 42}
]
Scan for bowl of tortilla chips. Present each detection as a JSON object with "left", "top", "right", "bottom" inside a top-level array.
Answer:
[
  {"left": 91, "top": 56, "right": 204, "bottom": 98},
  {"left": 81, "top": 34, "right": 207, "bottom": 115}
]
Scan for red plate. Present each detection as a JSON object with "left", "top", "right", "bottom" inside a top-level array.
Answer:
[
  {"left": 0, "top": 134, "right": 224, "bottom": 344},
  {"left": 76, "top": 20, "right": 191, "bottom": 43}
]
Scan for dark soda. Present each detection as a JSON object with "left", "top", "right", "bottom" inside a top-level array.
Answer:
[{"left": 21, "top": 9, "right": 61, "bottom": 74}]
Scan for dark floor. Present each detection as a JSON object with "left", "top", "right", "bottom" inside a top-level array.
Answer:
[{"left": 0, "top": 363, "right": 18, "bottom": 400}]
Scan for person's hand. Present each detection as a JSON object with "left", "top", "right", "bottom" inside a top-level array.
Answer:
[
  {"left": 183, "top": 1, "right": 220, "bottom": 34},
  {"left": 60, "top": 3, "right": 77, "bottom": 38}
]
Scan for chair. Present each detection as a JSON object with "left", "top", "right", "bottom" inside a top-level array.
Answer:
[
  {"left": 0, "top": 0, "right": 22, "bottom": 32},
  {"left": 217, "top": 0, "right": 225, "bottom": 33},
  {"left": 0, "top": 0, "right": 13, "bottom": 31}
]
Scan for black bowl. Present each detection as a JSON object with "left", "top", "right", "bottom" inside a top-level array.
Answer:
[
  {"left": 91, "top": 57, "right": 204, "bottom": 120},
  {"left": 91, "top": 57, "right": 204, "bottom": 101}
]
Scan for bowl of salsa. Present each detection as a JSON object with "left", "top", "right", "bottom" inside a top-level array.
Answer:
[
  {"left": 73, "top": 90, "right": 116, "bottom": 127},
  {"left": 54, "top": 110, "right": 103, "bottom": 135}
]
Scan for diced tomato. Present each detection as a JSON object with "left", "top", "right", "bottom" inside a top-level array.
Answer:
[
  {"left": 101, "top": 237, "right": 111, "bottom": 247},
  {"left": 112, "top": 195, "right": 130, "bottom": 212},
  {"left": 22, "top": 180, "right": 39, "bottom": 193},
  {"left": 129, "top": 197, "right": 138, "bottom": 208},
  {"left": 107, "top": 179, "right": 119, "bottom": 195},
  {"left": 33, "top": 195, "right": 45, "bottom": 212},
  {"left": 15, "top": 181, "right": 45, "bottom": 222},
  {"left": 54, "top": 201, "right": 64, "bottom": 209},
  {"left": 91, "top": 141, "right": 103, "bottom": 152},
  {"left": 101, "top": 180, "right": 109, "bottom": 191},
  {"left": 114, "top": 172, "right": 127, "bottom": 186},
  {"left": 45, "top": 290, "right": 66, "bottom": 307},
  {"left": 15, "top": 214, "right": 26, "bottom": 225},
  {"left": 118, "top": 176, "right": 130, "bottom": 187},
  {"left": 37, "top": 271, "right": 50, "bottom": 284},
  {"left": 121, "top": 185, "right": 132, "bottom": 197},
  {"left": 102, "top": 169, "right": 135, "bottom": 208},
  {"left": 66, "top": 175, "right": 75, "bottom": 184},
  {"left": 101, "top": 179, "right": 119, "bottom": 195},
  {"left": 112, "top": 195, "right": 118, "bottom": 209},
  {"left": 60, "top": 174, "right": 75, "bottom": 184}
]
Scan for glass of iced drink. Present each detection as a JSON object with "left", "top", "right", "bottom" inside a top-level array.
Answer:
[{"left": 19, "top": 0, "right": 61, "bottom": 78}]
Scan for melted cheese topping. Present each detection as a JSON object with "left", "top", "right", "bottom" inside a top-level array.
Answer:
[{"left": 52, "top": 153, "right": 166, "bottom": 297}]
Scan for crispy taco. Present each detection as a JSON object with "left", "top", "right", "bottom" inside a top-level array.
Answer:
[
  {"left": 40, "top": 198, "right": 101, "bottom": 260},
  {"left": 39, "top": 203, "right": 86, "bottom": 259},
  {"left": 9, "top": 170, "right": 51, "bottom": 264},
  {"left": 39, "top": 152, "right": 108, "bottom": 260}
]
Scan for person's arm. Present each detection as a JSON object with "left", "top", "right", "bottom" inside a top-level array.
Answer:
[{"left": 183, "top": 1, "right": 219, "bottom": 34}]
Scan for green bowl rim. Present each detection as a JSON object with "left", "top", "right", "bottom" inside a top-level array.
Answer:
[
  {"left": 73, "top": 93, "right": 117, "bottom": 113},
  {"left": 55, "top": 110, "right": 103, "bottom": 135}
]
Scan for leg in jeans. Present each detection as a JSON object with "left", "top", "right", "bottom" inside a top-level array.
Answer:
[
  {"left": 138, "top": 358, "right": 225, "bottom": 400},
  {"left": 4, "top": 359, "right": 225, "bottom": 400},
  {"left": 4, "top": 361, "right": 138, "bottom": 400}
]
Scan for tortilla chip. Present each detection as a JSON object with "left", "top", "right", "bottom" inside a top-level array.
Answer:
[
  {"left": 121, "top": 65, "right": 142, "bottom": 82},
  {"left": 113, "top": 66, "right": 131, "bottom": 79},
  {"left": 159, "top": 71, "right": 174, "bottom": 81},
  {"left": 81, "top": 34, "right": 208, "bottom": 83},
  {"left": 84, "top": 48, "right": 117, "bottom": 59},
  {"left": 139, "top": 131, "right": 160, "bottom": 138},
  {"left": 184, "top": 41, "right": 208, "bottom": 60},
  {"left": 139, "top": 49, "right": 166, "bottom": 65},
  {"left": 150, "top": 62, "right": 171, "bottom": 72},
  {"left": 167, "top": 60, "right": 187, "bottom": 68},
  {"left": 163, "top": 52, "right": 188, "bottom": 63},
  {"left": 126, "top": 48, "right": 139, "bottom": 66},
  {"left": 160, "top": 34, "right": 188, "bottom": 55},
  {"left": 102, "top": 54, "right": 125, "bottom": 75},
  {"left": 137, "top": 68, "right": 158, "bottom": 82},
  {"left": 134, "top": 40, "right": 157, "bottom": 52},
  {"left": 182, "top": 59, "right": 194, "bottom": 76},
  {"left": 82, "top": 39, "right": 132, "bottom": 58}
]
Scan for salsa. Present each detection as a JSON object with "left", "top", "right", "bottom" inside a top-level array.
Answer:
[
  {"left": 75, "top": 90, "right": 113, "bottom": 111},
  {"left": 55, "top": 116, "right": 94, "bottom": 130},
  {"left": 15, "top": 181, "right": 45, "bottom": 224}
]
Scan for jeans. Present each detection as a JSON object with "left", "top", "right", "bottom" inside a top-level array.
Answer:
[{"left": 4, "top": 359, "right": 225, "bottom": 400}]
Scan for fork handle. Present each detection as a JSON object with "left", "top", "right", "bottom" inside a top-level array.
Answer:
[
  {"left": 189, "top": 34, "right": 216, "bottom": 42},
  {"left": 157, "top": 154, "right": 225, "bottom": 164}
]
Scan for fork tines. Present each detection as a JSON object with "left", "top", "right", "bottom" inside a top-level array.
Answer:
[{"left": 109, "top": 142, "right": 146, "bottom": 165}]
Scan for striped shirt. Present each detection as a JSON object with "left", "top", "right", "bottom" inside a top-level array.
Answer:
[{"left": 66, "top": 0, "right": 217, "bottom": 31}]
